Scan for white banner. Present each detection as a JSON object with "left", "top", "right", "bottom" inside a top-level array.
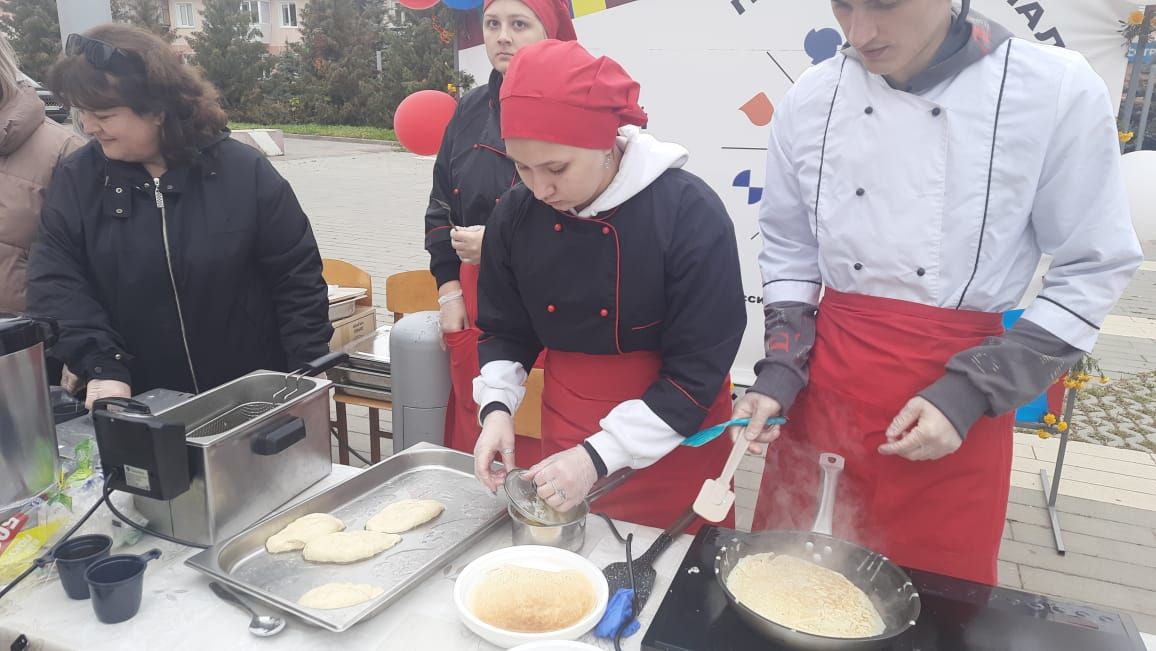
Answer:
[{"left": 459, "top": 0, "right": 1137, "bottom": 385}]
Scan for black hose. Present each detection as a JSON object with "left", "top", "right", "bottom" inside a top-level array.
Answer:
[
  {"left": 593, "top": 512, "right": 631, "bottom": 545},
  {"left": 100, "top": 470, "right": 208, "bottom": 549},
  {"left": 0, "top": 475, "right": 116, "bottom": 602}
]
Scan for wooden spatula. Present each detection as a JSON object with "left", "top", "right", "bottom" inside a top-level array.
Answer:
[{"left": 692, "top": 432, "right": 750, "bottom": 522}]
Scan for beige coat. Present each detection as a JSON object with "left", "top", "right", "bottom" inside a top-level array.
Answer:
[{"left": 0, "top": 84, "right": 83, "bottom": 313}]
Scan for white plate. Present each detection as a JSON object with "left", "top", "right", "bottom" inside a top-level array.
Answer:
[{"left": 453, "top": 545, "right": 609, "bottom": 649}]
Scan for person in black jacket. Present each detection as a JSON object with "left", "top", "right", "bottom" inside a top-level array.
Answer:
[
  {"left": 424, "top": 0, "right": 576, "bottom": 457},
  {"left": 27, "top": 24, "right": 331, "bottom": 409}
]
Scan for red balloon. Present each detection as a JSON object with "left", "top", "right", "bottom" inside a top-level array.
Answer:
[
  {"left": 397, "top": 0, "right": 439, "bottom": 9},
  {"left": 394, "top": 90, "right": 457, "bottom": 156}
]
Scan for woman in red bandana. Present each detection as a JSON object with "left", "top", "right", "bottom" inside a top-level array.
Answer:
[
  {"left": 424, "top": 0, "right": 576, "bottom": 459},
  {"left": 470, "top": 40, "right": 746, "bottom": 530}
]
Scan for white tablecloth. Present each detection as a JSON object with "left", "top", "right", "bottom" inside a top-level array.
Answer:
[{"left": 0, "top": 465, "right": 689, "bottom": 651}]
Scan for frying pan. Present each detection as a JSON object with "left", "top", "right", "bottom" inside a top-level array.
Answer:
[{"left": 714, "top": 453, "right": 920, "bottom": 650}]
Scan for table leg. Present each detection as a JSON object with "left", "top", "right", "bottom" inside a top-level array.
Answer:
[
  {"left": 369, "top": 408, "right": 381, "bottom": 463},
  {"left": 335, "top": 401, "right": 350, "bottom": 466}
]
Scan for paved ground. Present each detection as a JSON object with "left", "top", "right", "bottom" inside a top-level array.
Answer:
[{"left": 270, "top": 137, "right": 1156, "bottom": 633}]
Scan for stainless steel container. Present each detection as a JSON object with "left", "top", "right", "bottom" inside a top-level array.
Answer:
[
  {"left": 0, "top": 314, "right": 59, "bottom": 512},
  {"left": 508, "top": 502, "right": 587, "bottom": 553},
  {"left": 132, "top": 371, "right": 334, "bottom": 546},
  {"left": 329, "top": 325, "right": 393, "bottom": 401}
]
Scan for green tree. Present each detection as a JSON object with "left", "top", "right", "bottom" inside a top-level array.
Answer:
[
  {"left": 111, "top": 0, "right": 177, "bottom": 42},
  {"left": 0, "top": 0, "right": 61, "bottom": 82},
  {"left": 187, "top": 0, "right": 268, "bottom": 114},
  {"left": 379, "top": 6, "right": 474, "bottom": 124},
  {"left": 283, "top": 0, "right": 390, "bottom": 126}
]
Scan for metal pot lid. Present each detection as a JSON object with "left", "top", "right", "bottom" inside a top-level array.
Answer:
[
  {"left": 0, "top": 313, "right": 56, "bottom": 356},
  {"left": 345, "top": 325, "right": 392, "bottom": 362}
]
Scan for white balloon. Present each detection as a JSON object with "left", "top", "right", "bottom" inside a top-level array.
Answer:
[{"left": 1120, "top": 150, "right": 1156, "bottom": 242}]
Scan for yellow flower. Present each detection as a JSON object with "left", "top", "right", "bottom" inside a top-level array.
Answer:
[
  {"left": 1100, "top": 375, "right": 1110, "bottom": 385},
  {"left": 1057, "top": 421, "right": 1069, "bottom": 432},
  {"left": 1128, "top": 10, "right": 1144, "bottom": 25},
  {"left": 1043, "top": 413, "right": 1057, "bottom": 425},
  {"left": 1120, "top": 131, "right": 1135, "bottom": 143},
  {"left": 1037, "top": 429, "right": 1051, "bottom": 439},
  {"left": 1078, "top": 373, "right": 1092, "bottom": 382}
]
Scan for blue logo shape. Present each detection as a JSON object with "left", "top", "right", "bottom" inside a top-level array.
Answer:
[
  {"left": 732, "top": 170, "right": 764, "bottom": 205},
  {"left": 804, "top": 28, "right": 843, "bottom": 64}
]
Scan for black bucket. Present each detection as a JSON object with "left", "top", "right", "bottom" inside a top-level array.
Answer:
[
  {"left": 84, "top": 548, "right": 162, "bottom": 624},
  {"left": 51, "top": 534, "right": 112, "bottom": 600}
]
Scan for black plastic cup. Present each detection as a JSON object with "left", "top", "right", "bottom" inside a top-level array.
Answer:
[
  {"left": 51, "top": 534, "right": 112, "bottom": 600},
  {"left": 84, "top": 548, "right": 162, "bottom": 624}
]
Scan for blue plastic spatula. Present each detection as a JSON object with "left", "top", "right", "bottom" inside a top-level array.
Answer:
[{"left": 680, "top": 417, "right": 787, "bottom": 448}]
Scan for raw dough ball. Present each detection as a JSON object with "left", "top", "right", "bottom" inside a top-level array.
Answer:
[
  {"left": 302, "top": 530, "right": 402, "bottom": 563},
  {"left": 265, "top": 513, "right": 344, "bottom": 553},
  {"left": 366, "top": 499, "right": 445, "bottom": 533},
  {"left": 298, "top": 583, "right": 384, "bottom": 609}
]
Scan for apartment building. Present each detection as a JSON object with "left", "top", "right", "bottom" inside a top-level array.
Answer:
[
  {"left": 166, "top": 0, "right": 302, "bottom": 56},
  {"left": 165, "top": 1, "right": 403, "bottom": 58}
]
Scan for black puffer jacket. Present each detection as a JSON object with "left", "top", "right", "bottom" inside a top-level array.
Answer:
[{"left": 27, "top": 133, "right": 332, "bottom": 395}]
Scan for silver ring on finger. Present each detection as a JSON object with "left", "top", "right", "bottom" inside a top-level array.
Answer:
[
  {"left": 557, "top": 487, "right": 567, "bottom": 502},
  {"left": 501, "top": 448, "right": 514, "bottom": 455}
]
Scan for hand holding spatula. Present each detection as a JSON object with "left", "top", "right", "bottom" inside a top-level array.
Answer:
[{"left": 686, "top": 417, "right": 786, "bottom": 523}]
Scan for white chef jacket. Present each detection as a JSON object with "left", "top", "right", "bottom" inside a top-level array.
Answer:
[{"left": 758, "top": 38, "right": 1143, "bottom": 353}]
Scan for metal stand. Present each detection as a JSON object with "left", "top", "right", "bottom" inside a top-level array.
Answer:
[{"left": 1028, "top": 387, "right": 1078, "bottom": 556}]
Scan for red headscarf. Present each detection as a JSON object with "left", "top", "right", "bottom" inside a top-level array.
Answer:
[
  {"left": 500, "top": 39, "right": 648, "bottom": 150},
  {"left": 483, "top": 0, "right": 577, "bottom": 41}
]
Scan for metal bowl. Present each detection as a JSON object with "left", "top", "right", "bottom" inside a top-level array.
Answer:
[
  {"left": 508, "top": 502, "right": 587, "bottom": 553},
  {"left": 714, "top": 529, "right": 920, "bottom": 651}
]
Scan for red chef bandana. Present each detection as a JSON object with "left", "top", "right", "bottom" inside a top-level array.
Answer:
[
  {"left": 483, "top": 0, "right": 577, "bottom": 42},
  {"left": 500, "top": 39, "right": 648, "bottom": 150}
]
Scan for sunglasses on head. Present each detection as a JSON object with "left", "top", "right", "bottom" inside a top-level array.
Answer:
[{"left": 65, "top": 33, "right": 143, "bottom": 73}]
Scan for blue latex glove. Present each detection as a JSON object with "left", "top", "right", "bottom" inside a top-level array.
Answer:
[{"left": 594, "top": 587, "right": 641, "bottom": 638}]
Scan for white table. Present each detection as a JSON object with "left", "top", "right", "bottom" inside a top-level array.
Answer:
[{"left": 0, "top": 465, "right": 689, "bottom": 651}]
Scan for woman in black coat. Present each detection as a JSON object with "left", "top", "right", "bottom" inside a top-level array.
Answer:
[{"left": 28, "top": 24, "right": 331, "bottom": 408}]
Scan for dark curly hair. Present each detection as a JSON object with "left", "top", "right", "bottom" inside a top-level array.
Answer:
[{"left": 47, "top": 23, "right": 228, "bottom": 165}]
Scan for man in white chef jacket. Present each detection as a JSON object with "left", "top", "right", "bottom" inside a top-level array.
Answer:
[{"left": 735, "top": 0, "right": 1143, "bottom": 585}]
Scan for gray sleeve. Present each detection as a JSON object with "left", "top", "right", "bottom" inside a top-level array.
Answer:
[
  {"left": 919, "top": 318, "right": 1082, "bottom": 439},
  {"left": 748, "top": 301, "right": 817, "bottom": 413}
]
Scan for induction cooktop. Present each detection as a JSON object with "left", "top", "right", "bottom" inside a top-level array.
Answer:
[{"left": 642, "top": 526, "right": 1146, "bottom": 651}]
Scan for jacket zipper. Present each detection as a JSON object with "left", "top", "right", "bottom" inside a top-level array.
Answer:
[{"left": 154, "top": 178, "right": 200, "bottom": 393}]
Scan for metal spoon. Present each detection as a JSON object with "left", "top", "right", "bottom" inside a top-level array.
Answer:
[{"left": 209, "top": 581, "right": 286, "bottom": 637}]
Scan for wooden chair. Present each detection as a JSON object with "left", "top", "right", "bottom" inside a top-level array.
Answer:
[{"left": 326, "top": 263, "right": 425, "bottom": 465}]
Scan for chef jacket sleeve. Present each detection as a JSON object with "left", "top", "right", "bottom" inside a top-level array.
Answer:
[
  {"left": 750, "top": 82, "right": 823, "bottom": 410},
  {"left": 1017, "top": 55, "right": 1142, "bottom": 352},
  {"left": 586, "top": 183, "right": 746, "bottom": 474},
  {"left": 27, "top": 170, "right": 132, "bottom": 384},
  {"left": 474, "top": 193, "right": 543, "bottom": 415},
  {"left": 253, "top": 156, "right": 333, "bottom": 371},
  {"left": 920, "top": 319, "right": 1083, "bottom": 438},
  {"left": 425, "top": 103, "right": 464, "bottom": 288}
]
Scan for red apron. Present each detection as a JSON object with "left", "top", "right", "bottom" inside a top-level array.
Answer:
[
  {"left": 542, "top": 349, "right": 735, "bottom": 531},
  {"left": 442, "top": 262, "right": 544, "bottom": 464},
  {"left": 752, "top": 289, "right": 1013, "bottom": 585}
]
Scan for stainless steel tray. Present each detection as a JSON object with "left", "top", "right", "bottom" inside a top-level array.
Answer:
[
  {"left": 185, "top": 443, "right": 506, "bottom": 632},
  {"left": 334, "top": 383, "right": 392, "bottom": 402},
  {"left": 328, "top": 297, "right": 359, "bottom": 321},
  {"left": 329, "top": 365, "right": 392, "bottom": 390}
]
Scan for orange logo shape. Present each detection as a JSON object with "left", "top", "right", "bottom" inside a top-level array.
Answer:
[{"left": 740, "top": 92, "right": 774, "bottom": 126}]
